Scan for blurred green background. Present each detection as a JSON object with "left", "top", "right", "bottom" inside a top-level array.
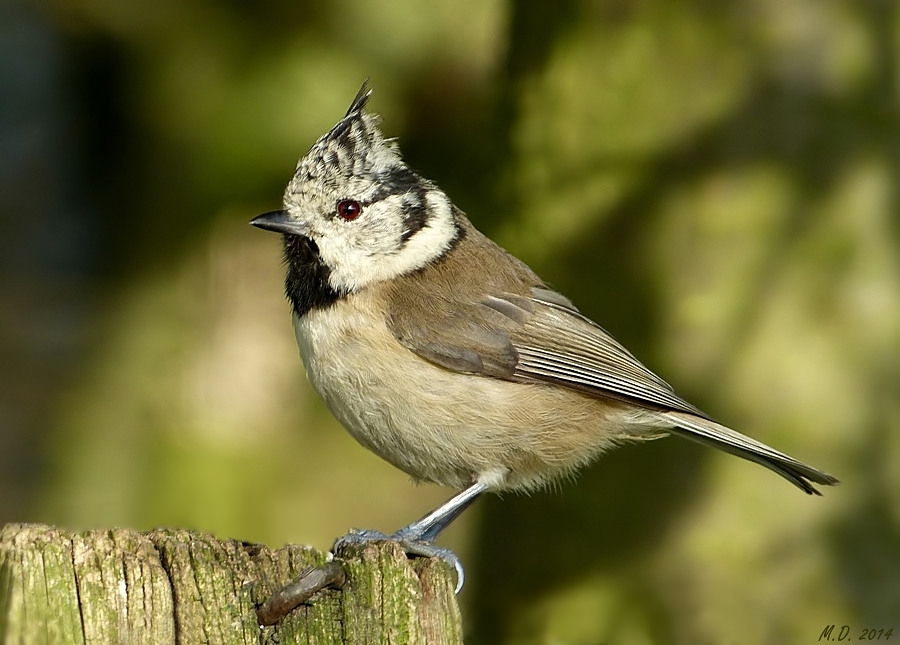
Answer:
[{"left": 2, "top": 0, "right": 898, "bottom": 642}]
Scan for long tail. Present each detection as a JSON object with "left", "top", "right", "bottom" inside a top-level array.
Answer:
[{"left": 662, "top": 410, "right": 840, "bottom": 495}]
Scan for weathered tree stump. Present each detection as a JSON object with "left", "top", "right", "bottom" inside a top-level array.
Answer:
[{"left": 0, "top": 523, "right": 462, "bottom": 644}]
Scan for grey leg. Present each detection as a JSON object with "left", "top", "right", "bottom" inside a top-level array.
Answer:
[{"left": 393, "top": 481, "right": 487, "bottom": 543}]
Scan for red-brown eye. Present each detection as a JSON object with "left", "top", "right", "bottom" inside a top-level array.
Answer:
[{"left": 337, "top": 200, "right": 361, "bottom": 221}]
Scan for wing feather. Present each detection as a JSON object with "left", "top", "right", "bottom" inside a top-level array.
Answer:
[
  {"left": 389, "top": 284, "right": 707, "bottom": 418},
  {"left": 511, "top": 294, "right": 708, "bottom": 417}
]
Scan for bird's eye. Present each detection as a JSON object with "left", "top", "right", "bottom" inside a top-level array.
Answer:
[{"left": 336, "top": 200, "right": 362, "bottom": 221}]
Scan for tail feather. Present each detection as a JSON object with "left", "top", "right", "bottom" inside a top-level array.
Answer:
[{"left": 662, "top": 411, "right": 840, "bottom": 495}]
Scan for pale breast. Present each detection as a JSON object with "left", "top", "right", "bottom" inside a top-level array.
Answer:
[{"left": 292, "top": 290, "right": 661, "bottom": 491}]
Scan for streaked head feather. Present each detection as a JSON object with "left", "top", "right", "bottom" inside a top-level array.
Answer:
[{"left": 281, "top": 82, "right": 461, "bottom": 299}]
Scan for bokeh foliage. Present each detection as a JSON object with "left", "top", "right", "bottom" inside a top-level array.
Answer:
[{"left": 1, "top": 0, "right": 898, "bottom": 642}]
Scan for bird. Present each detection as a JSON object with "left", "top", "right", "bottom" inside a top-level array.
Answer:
[{"left": 251, "top": 81, "right": 838, "bottom": 591}]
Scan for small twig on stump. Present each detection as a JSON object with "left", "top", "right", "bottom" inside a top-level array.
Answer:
[{"left": 257, "top": 560, "right": 347, "bottom": 625}]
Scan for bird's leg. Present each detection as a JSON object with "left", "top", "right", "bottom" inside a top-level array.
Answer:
[
  {"left": 333, "top": 481, "right": 487, "bottom": 592},
  {"left": 392, "top": 481, "right": 488, "bottom": 542}
]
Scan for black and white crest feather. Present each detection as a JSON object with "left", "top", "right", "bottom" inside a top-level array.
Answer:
[{"left": 278, "top": 81, "right": 462, "bottom": 308}]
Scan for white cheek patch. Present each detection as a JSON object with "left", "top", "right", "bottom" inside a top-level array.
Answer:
[{"left": 322, "top": 191, "right": 458, "bottom": 292}]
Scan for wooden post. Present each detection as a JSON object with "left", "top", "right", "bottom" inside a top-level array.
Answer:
[{"left": 0, "top": 523, "right": 463, "bottom": 645}]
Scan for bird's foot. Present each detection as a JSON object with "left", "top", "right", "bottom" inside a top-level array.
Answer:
[{"left": 332, "top": 529, "right": 466, "bottom": 593}]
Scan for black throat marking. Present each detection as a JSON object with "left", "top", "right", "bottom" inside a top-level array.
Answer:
[{"left": 283, "top": 235, "right": 343, "bottom": 317}]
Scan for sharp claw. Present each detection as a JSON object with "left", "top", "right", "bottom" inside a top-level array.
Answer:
[{"left": 453, "top": 560, "right": 464, "bottom": 594}]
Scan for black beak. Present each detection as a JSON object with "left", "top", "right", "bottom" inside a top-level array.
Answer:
[{"left": 251, "top": 210, "right": 308, "bottom": 236}]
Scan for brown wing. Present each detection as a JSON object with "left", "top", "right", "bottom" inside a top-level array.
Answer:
[
  {"left": 506, "top": 290, "right": 708, "bottom": 417},
  {"left": 388, "top": 279, "right": 707, "bottom": 417}
]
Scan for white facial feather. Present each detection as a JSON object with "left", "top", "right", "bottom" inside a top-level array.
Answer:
[
  {"left": 314, "top": 190, "right": 457, "bottom": 292},
  {"left": 282, "top": 106, "right": 460, "bottom": 295}
]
